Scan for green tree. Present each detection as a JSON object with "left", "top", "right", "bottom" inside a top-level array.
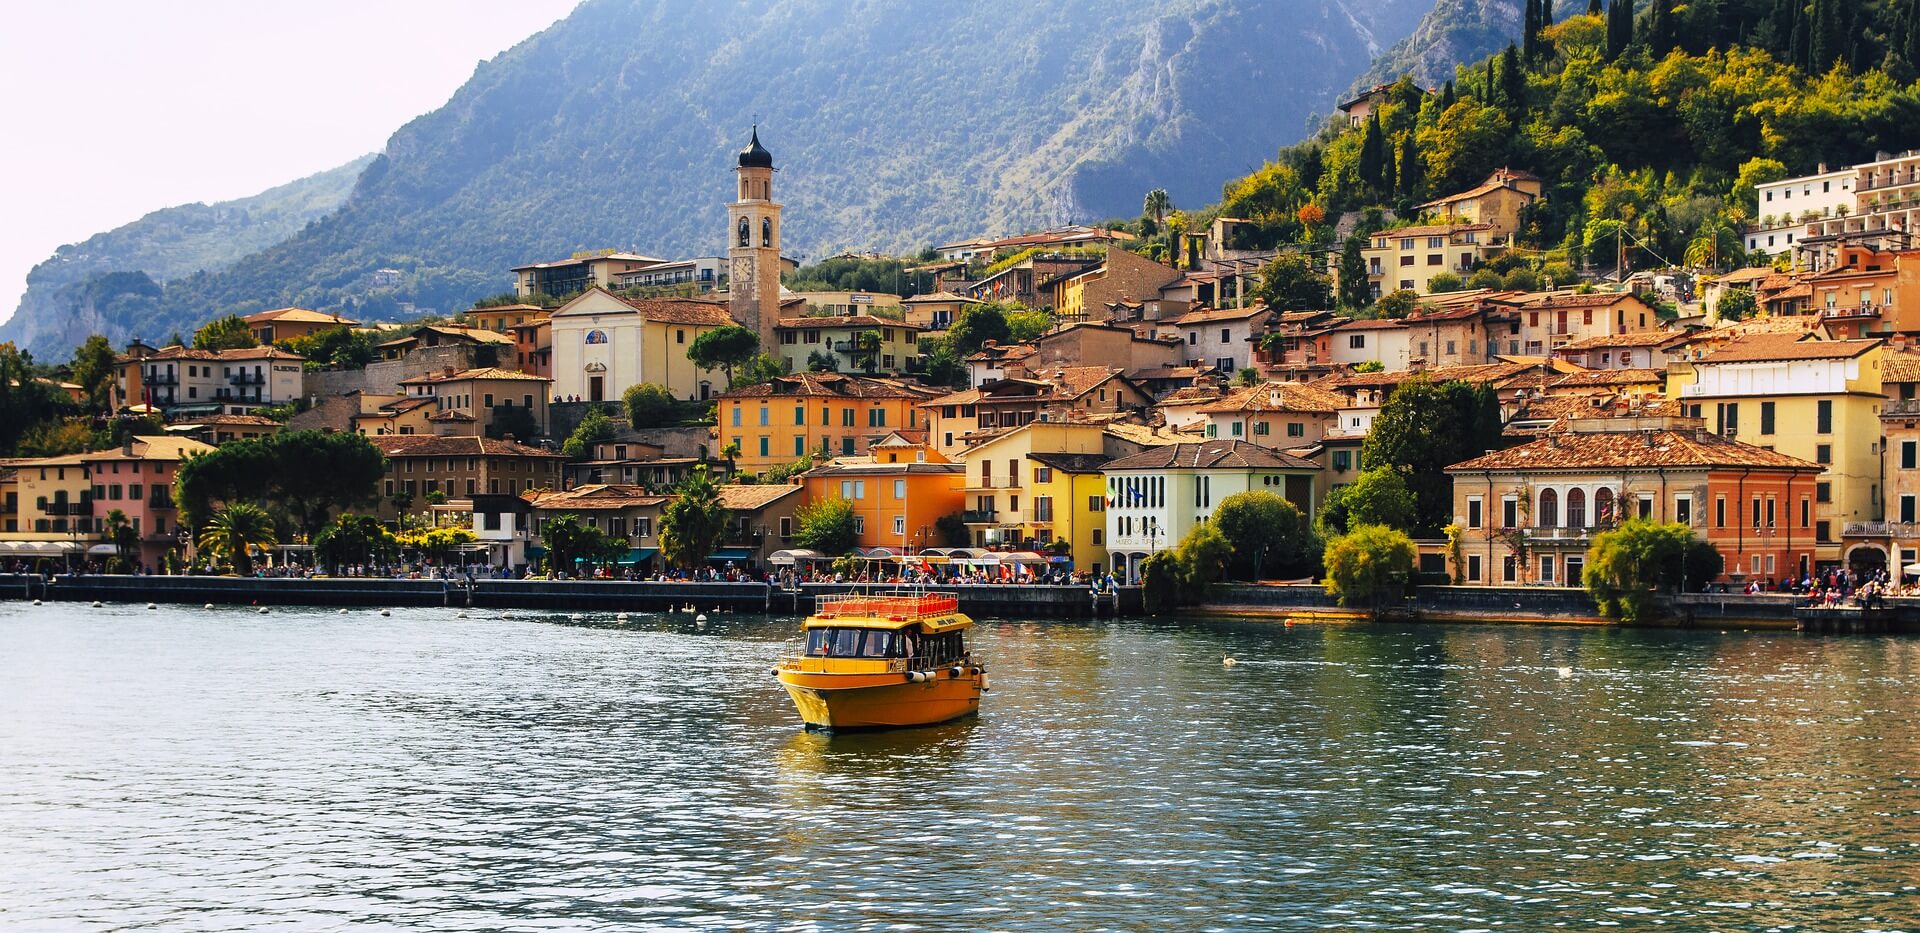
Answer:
[
  {"left": 734, "top": 352, "right": 785, "bottom": 388},
  {"left": 175, "top": 429, "right": 385, "bottom": 539},
  {"left": 192, "top": 314, "right": 259, "bottom": 350},
  {"left": 1005, "top": 309, "right": 1054, "bottom": 343},
  {"left": 69, "top": 335, "right": 117, "bottom": 410},
  {"left": 563, "top": 406, "right": 618, "bottom": 459},
  {"left": 1374, "top": 289, "right": 1420, "bottom": 319},
  {"left": 1337, "top": 236, "right": 1372, "bottom": 310},
  {"left": 101, "top": 508, "right": 140, "bottom": 573},
  {"left": 1583, "top": 519, "right": 1723, "bottom": 622},
  {"left": 1716, "top": 287, "right": 1758, "bottom": 321},
  {"left": 314, "top": 513, "right": 397, "bottom": 573},
  {"left": 659, "top": 465, "right": 730, "bottom": 569},
  {"left": 1425, "top": 271, "right": 1464, "bottom": 293},
  {"left": 1360, "top": 375, "right": 1504, "bottom": 536},
  {"left": 1144, "top": 188, "right": 1172, "bottom": 227},
  {"left": 1322, "top": 524, "right": 1417, "bottom": 613},
  {"left": 793, "top": 497, "right": 859, "bottom": 555},
  {"left": 1252, "top": 251, "right": 1332, "bottom": 311},
  {"left": 922, "top": 343, "right": 968, "bottom": 388},
  {"left": 687, "top": 324, "right": 760, "bottom": 386},
  {"left": 945, "top": 302, "right": 1012, "bottom": 355},
  {"left": 1342, "top": 466, "right": 1418, "bottom": 532},
  {"left": 281, "top": 325, "right": 376, "bottom": 370},
  {"left": 1211, "top": 491, "right": 1314, "bottom": 580},
  {"left": 623, "top": 383, "right": 676, "bottom": 430},
  {"left": 488, "top": 403, "right": 539, "bottom": 441},
  {"left": 197, "top": 502, "right": 277, "bottom": 575},
  {"left": 0, "top": 342, "right": 73, "bottom": 457}
]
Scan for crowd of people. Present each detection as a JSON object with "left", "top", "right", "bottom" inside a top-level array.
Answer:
[{"left": 1726, "top": 566, "right": 1899, "bottom": 608}]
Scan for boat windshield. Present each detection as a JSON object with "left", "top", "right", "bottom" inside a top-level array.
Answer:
[{"left": 804, "top": 626, "right": 966, "bottom": 662}]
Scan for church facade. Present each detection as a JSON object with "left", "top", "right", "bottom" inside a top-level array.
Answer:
[{"left": 546, "top": 129, "right": 792, "bottom": 404}]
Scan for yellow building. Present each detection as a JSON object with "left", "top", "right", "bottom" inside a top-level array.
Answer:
[
  {"left": 1667, "top": 333, "right": 1883, "bottom": 566},
  {"left": 715, "top": 372, "right": 943, "bottom": 474},
  {"left": 1413, "top": 167, "right": 1543, "bottom": 241},
  {"left": 548, "top": 288, "right": 738, "bottom": 402},
  {"left": 466, "top": 303, "right": 548, "bottom": 335},
  {"left": 773, "top": 314, "right": 924, "bottom": 375},
  {"left": 954, "top": 422, "right": 1152, "bottom": 575},
  {"left": 1346, "top": 223, "right": 1500, "bottom": 298}
]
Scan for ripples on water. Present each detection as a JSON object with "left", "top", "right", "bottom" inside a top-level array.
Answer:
[{"left": 2, "top": 604, "right": 1919, "bottom": 931}]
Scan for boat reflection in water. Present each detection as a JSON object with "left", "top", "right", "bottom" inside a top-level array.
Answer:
[{"left": 773, "top": 593, "right": 987, "bottom": 731}]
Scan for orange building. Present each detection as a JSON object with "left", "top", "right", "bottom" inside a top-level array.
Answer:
[
  {"left": 1799, "top": 244, "right": 1919, "bottom": 339},
  {"left": 716, "top": 372, "right": 943, "bottom": 474},
  {"left": 801, "top": 461, "right": 965, "bottom": 553}
]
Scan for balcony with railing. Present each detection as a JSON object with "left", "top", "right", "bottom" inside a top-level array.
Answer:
[
  {"left": 1818, "top": 303, "right": 1882, "bottom": 322},
  {"left": 1844, "top": 521, "right": 1920, "bottom": 538},
  {"left": 229, "top": 371, "right": 266, "bottom": 386},
  {"left": 145, "top": 372, "right": 178, "bottom": 386},
  {"left": 1883, "top": 399, "right": 1920, "bottom": 417},
  {"left": 960, "top": 509, "right": 999, "bottom": 524}
]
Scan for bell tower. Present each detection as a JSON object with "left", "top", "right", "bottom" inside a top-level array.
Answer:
[{"left": 728, "top": 126, "right": 782, "bottom": 351}]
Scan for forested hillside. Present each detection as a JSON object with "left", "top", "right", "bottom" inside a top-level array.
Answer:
[{"left": 1207, "top": 0, "right": 1920, "bottom": 281}]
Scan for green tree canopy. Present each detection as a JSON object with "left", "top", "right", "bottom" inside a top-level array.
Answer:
[
  {"left": 1322, "top": 524, "right": 1417, "bottom": 611},
  {"left": 192, "top": 314, "right": 259, "bottom": 351},
  {"left": 1005, "top": 309, "right": 1055, "bottom": 343},
  {"left": 659, "top": 465, "right": 730, "bottom": 569},
  {"left": 945, "top": 302, "right": 1012, "bottom": 356},
  {"left": 793, "top": 497, "right": 858, "bottom": 555},
  {"left": 175, "top": 429, "right": 385, "bottom": 538},
  {"left": 623, "top": 383, "right": 676, "bottom": 430},
  {"left": 280, "top": 325, "right": 376, "bottom": 370},
  {"left": 563, "top": 406, "right": 618, "bottom": 459},
  {"left": 1322, "top": 466, "right": 1418, "bottom": 537},
  {"left": 1582, "top": 519, "right": 1723, "bottom": 622},
  {"left": 0, "top": 342, "right": 75, "bottom": 456},
  {"left": 687, "top": 324, "right": 760, "bottom": 386},
  {"left": 69, "top": 335, "right": 117, "bottom": 410},
  {"left": 1715, "top": 287, "right": 1758, "bottom": 321},
  {"left": 1252, "top": 251, "right": 1332, "bottom": 311},
  {"left": 314, "top": 513, "right": 397, "bottom": 573},
  {"left": 1211, "top": 491, "right": 1316, "bottom": 581},
  {"left": 1360, "top": 376, "right": 1505, "bottom": 536}
]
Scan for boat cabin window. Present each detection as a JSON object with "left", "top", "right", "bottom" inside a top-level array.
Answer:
[{"left": 806, "top": 627, "right": 899, "bottom": 658}]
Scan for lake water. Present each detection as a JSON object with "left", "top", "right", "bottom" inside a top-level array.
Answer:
[{"left": 2, "top": 603, "right": 1918, "bottom": 931}]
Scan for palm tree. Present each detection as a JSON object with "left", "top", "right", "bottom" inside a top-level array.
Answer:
[
  {"left": 1143, "top": 188, "right": 1172, "bottom": 226},
  {"left": 720, "top": 440, "right": 741, "bottom": 480},
  {"left": 102, "top": 508, "right": 139, "bottom": 572},
  {"left": 659, "top": 466, "right": 731, "bottom": 571},
  {"left": 197, "top": 502, "right": 277, "bottom": 575}
]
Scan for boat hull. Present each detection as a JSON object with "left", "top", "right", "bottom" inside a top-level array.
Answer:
[{"left": 777, "top": 668, "right": 984, "bottom": 731}]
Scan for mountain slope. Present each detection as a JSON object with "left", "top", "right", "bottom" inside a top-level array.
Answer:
[
  {"left": 12, "top": 0, "right": 1447, "bottom": 354},
  {"left": 1346, "top": 0, "right": 1523, "bottom": 95},
  {"left": 0, "top": 157, "right": 371, "bottom": 356}
]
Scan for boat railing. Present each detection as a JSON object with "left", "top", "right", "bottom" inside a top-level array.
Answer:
[{"left": 813, "top": 593, "right": 959, "bottom": 620}]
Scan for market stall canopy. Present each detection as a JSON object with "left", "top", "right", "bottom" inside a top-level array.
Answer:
[
  {"left": 0, "top": 541, "right": 82, "bottom": 556},
  {"left": 770, "top": 549, "right": 827, "bottom": 565}
]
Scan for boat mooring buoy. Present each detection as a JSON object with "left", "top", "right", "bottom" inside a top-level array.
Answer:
[
  {"left": 338, "top": 609, "right": 348, "bottom": 614},
  {"left": 258, "top": 607, "right": 270, "bottom": 615},
  {"left": 204, "top": 603, "right": 214, "bottom": 610},
  {"left": 91, "top": 601, "right": 102, "bottom": 608},
  {"left": 31, "top": 599, "right": 41, "bottom": 606},
  {"left": 379, "top": 609, "right": 391, "bottom": 617},
  {"left": 615, "top": 612, "right": 629, "bottom": 622},
  {"left": 147, "top": 603, "right": 156, "bottom": 610},
  {"left": 569, "top": 613, "right": 584, "bottom": 622}
]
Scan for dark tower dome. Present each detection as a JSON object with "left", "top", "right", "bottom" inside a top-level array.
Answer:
[{"left": 737, "top": 127, "right": 774, "bottom": 169}]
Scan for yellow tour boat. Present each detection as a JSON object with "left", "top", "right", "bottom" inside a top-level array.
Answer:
[{"left": 773, "top": 593, "right": 987, "bottom": 731}]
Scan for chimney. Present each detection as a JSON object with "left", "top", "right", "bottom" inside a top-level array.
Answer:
[{"left": 1818, "top": 162, "right": 1828, "bottom": 174}]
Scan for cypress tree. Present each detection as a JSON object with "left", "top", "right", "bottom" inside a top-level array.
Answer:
[
  {"left": 1501, "top": 42, "right": 1527, "bottom": 114},
  {"left": 1524, "top": 0, "right": 1539, "bottom": 58},
  {"left": 1589, "top": 0, "right": 1603, "bottom": 15},
  {"left": 1646, "top": 0, "right": 1675, "bottom": 55},
  {"left": 1358, "top": 115, "right": 1384, "bottom": 190},
  {"left": 1397, "top": 131, "right": 1421, "bottom": 199},
  {"left": 1606, "top": 0, "right": 1635, "bottom": 61},
  {"left": 1810, "top": 0, "right": 1832, "bottom": 70},
  {"left": 1381, "top": 136, "right": 1398, "bottom": 195},
  {"left": 1440, "top": 79, "right": 1457, "bottom": 111}
]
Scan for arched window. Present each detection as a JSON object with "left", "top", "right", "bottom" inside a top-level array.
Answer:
[
  {"left": 1538, "top": 488, "right": 1559, "bottom": 528},
  {"left": 1594, "top": 487, "right": 1615, "bottom": 527},
  {"left": 737, "top": 217, "right": 750, "bottom": 247},
  {"left": 762, "top": 217, "right": 773, "bottom": 247},
  {"left": 1567, "top": 488, "right": 1586, "bottom": 528}
]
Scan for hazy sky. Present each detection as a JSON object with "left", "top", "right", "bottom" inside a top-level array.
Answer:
[{"left": 0, "top": 0, "right": 580, "bottom": 323}]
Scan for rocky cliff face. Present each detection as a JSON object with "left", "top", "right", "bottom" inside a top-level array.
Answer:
[
  {"left": 1345, "top": 0, "right": 1524, "bottom": 95},
  {"left": 5, "top": 0, "right": 1453, "bottom": 357}
]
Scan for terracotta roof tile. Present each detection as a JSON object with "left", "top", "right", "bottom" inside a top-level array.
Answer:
[
  {"left": 368, "top": 435, "right": 563, "bottom": 458},
  {"left": 1699, "top": 333, "right": 1879, "bottom": 364},
  {"left": 719, "top": 372, "right": 941, "bottom": 400},
  {"left": 1449, "top": 429, "right": 1821, "bottom": 472},
  {"left": 1196, "top": 381, "right": 1346, "bottom": 414},
  {"left": 1104, "top": 440, "right": 1321, "bottom": 471}
]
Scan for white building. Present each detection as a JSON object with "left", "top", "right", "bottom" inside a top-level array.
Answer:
[
  {"left": 1100, "top": 440, "right": 1319, "bottom": 583},
  {"left": 1747, "top": 164, "right": 1855, "bottom": 258},
  {"left": 1169, "top": 305, "right": 1273, "bottom": 374},
  {"left": 547, "top": 288, "right": 735, "bottom": 403},
  {"left": 138, "top": 346, "right": 305, "bottom": 415},
  {"left": 1325, "top": 319, "right": 1413, "bottom": 369}
]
